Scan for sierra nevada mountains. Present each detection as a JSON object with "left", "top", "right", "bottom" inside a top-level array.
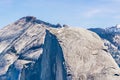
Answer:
[
  {"left": 89, "top": 25, "right": 120, "bottom": 67},
  {"left": 0, "top": 16, "right": 120, "bottom": 80}
]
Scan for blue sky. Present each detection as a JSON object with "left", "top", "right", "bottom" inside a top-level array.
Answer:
[{"left": 1, "top": 0, "right": 120, "bottom": 28}]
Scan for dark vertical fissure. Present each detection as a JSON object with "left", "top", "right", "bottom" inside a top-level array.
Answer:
[
  {"left": 22, "top": 30, "right": 67, "bottom": 80},
  {"left": 39, "top": 30, "right": 67, "bottom": 80}
]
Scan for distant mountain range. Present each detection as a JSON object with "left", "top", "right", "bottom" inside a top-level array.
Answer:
[
  {"left": 89, "top": 25, "right": 120, "bottom": 67},
  {"left": 0, "top": 16, "right": 120, "bottom": 80}
]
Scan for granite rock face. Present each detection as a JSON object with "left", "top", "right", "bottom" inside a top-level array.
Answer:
[
  {"left": 89, "top": 25, "right": 120, "bottom": 67},
  {"left": 0, "top": 16, "right": 120, "bottom": 80}
]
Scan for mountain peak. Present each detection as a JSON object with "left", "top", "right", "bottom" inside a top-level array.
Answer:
[
  {"left": 19, "top": 16, "right": 36, "bottom": 22},
  {"left": 103, "top": 24, "right": 120, "bottom": 33},
  {"left": 116, "top": 24, "right": 120, "bottom": 28},
  {"left": 14, "top": 16, "right": 63, "bottom": 28}
]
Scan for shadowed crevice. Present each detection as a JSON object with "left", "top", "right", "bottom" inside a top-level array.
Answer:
[{"left": 21, "top": 30, "right": 67, "bottom": 80}]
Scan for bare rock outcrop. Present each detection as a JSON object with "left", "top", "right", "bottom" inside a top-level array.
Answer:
[{"left": 0, "top": 16, "right": 120, "bottom": 80}]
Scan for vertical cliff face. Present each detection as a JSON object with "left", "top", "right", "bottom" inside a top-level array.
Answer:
[
  {"left": 39, "top": 30, "right": 67, "bottom": 80},
  {"left": 19, "top": 30, "right": 67, "bottom": 80},
  {"left": 0, "top": 16, "right": 120, "bottom": 80},
  {"left": 0, "top": 16, "right": 62, "bottom": 80}
]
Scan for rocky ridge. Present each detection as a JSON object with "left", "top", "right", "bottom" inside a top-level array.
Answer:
[{"left": 0, "top": 16, "right": 120, "bottom": 80}]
